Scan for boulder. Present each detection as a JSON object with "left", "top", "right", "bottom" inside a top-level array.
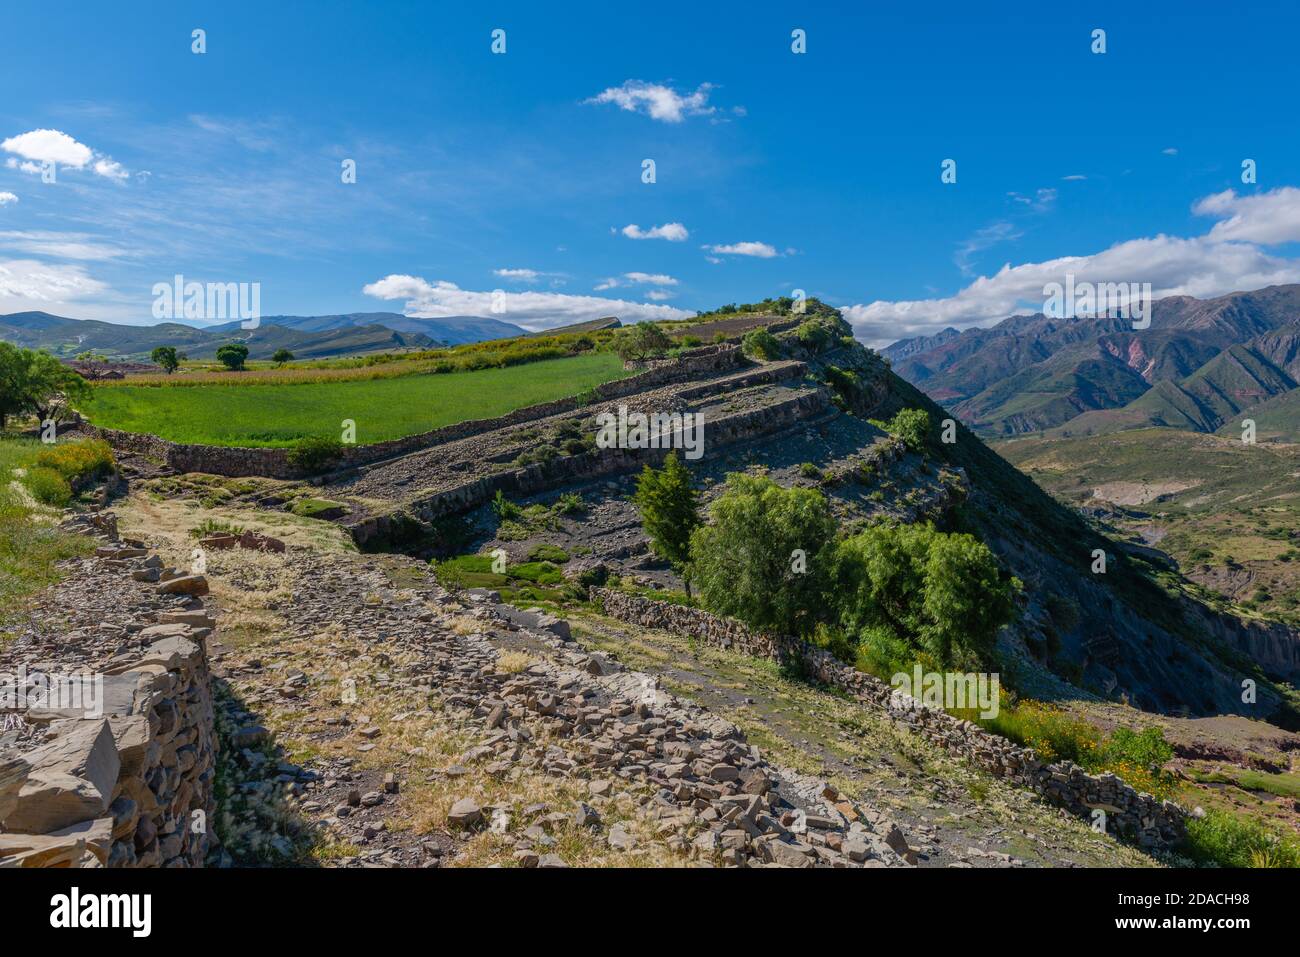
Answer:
[
  {"left": 1, "top": 720, "right": 121, "bottom": 834},
  {"left": 157, "top": 575, "right": 209, "bottom": 596}
]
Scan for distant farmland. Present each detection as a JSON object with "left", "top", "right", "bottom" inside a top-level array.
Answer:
[{"left": 79, "top": 352, "right": 629, "bottom": 447}]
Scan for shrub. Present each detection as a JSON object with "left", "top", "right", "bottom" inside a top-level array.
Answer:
[
  {"left": 554, "top": 492, "right": 585, "bottom": 515},
  {"left": 614, "top": 323, "right": 672, "bottom": 364},
  {"left": 795, "top": 318, "right": 837, "bottom": 352},
  {"left": 798, "top": 462, "right": 822, "bottom": 479},
  {"left": 23, "top": 466, "right": 72, "bottom": 507},
  {"left": 885, "top": 408, "right": 930, "bottom": 452},
  {"left": 287, "top": 435, "right": 344, "bottom": 473},
  {"left": 526, "top": 543, "right": 570, "bottom": 563},
  {"left": 491, "top": 490, "right": 522, "bottom": 521},
  {"left": 33, "top": 439, "right": 115, "bottom": 484},
  {"left": 741, "top": 328, "right": 781, "bottom": 361},
  {"left": 190, "top": 518, "right": 246, "bottom": 539},
  {"left": 688, "top": 472, "right": 835, "bottom": 636}
]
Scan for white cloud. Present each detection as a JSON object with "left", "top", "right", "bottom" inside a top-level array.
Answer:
[
  {"left": 0, "top": 192, "right": 16, "bottom": 206},
  {"left": 586, "top": 81, "right": 719, "bottom": 123},
  {"left": 1194, "top": 186, "right": 1300, "bottom": 244},
  {"left": 0, "top": 230, "right": 125, "bottom": 261},
  {"left": 621, "top": 222, "right": 688, "bottom": 241},
  {"left": 1162, "top": 147, "right": 1179, "bottom": 155},
  {"left": 955, "top": 221, "right": 1021, "bottom": 276},
  {"left": 1007, "top": 187, "right": 1057, "bottom": 212},
  {"left": 842, "top": 185, "right": 1300, "bottom": 347},
  {"left": 363, "top": 274, "right": 693, "bottom": 330},
  {"left": 647, "top": 289, "right": 674, "bottom": 301},
  {"left": 595, "top": 272, "right": 678, "bottom": 292},
  {"left": 0, "top": 258, "right": 108, "bottom": 306},
  {"left": 494, "top": 267, "right": 541, "bottom": 282},
  {"left": 1062, "top": 174, "right": 1087, "bottom": 181},
  {"left": 704, "top": 241, "right": 778, "bottom": 258},
  {"left": 0, "top": 128, "right": 127, "bottom": 180}
]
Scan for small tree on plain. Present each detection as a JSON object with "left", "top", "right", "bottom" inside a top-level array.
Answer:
[
  {"left": 215, "top": 343, "right": 250, "bottom": 371},
  {"left": 150, "top": 346, "right": 180, "bottom": 374}
]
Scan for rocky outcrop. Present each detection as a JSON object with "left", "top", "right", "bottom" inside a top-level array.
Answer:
[{"left": 593, "top": 589, "right": 1187, "bottom": 850}]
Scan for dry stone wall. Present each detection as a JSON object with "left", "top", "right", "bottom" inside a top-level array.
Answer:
[
  {"left": 592, "top": 588, "right": 1187, "bottom": 850},
  {"left": 76, "top": 346, "right": 746, "bottom": 480},
  {"left": 349, "top": 386, "right": 831, "bottom": 547},
  {"left": 0, "top": 535, "right": 218, "bottom": 868}
]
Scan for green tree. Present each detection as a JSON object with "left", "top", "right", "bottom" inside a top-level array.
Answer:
[
  {"left": 688, "top": 472, "right": 835, "bottom": 636},
  {"left": 271, "top": 348, "right": 294, "bottom": 367},
  {"left": 215, "top": 343, "right": 250, "bottom": 371},
  {"left": 150, "top": 346, "right": 180, "bottom": 374},
  {"left": 833, "top": 523, "right": 1017, "bottom": 667},
  {"left": 633, "top": 452, "right": 700, "bottom": 586},
  {"left": 613, "top": 322, "right": 671, "bottom": 364},
  {"left": 0, "top": 343, "right": 91, "bottom": 429}
]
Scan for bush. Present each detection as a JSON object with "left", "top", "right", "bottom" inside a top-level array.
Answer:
[
  {"left": 23, "top": 466, "right": 72, "bottom": 507},
  {"left": 287, "top": 435, "right": 344, "bottom": 473},
  {"left": 526, "top": 543, "right": 570, "bottom": 563},
  {"left": 491, "top": 490, "right": 521, "bottom": 521},
  {"left": 614, "top": 323, "right": 672, "bottom": 364},
  {"left": 795, "top": 318, "right": 837, "bottom": 353},
  {"left": 799, "top": 462, "right": 822, "bottom": 479},
  {"left": 554, "top": 492, "right": 585, "bottom": 515},
  {"left": 33, "top": 439, "right": 115, "bottom": 484},
  {"left": 688, "top": 472, "right": 835, "bottom": 636},
  {"left": 741, "top": 328, "right": 782, "bottom": 361},
  {"left": 885, "top": 408, "right": 930, "bottom": 452}
]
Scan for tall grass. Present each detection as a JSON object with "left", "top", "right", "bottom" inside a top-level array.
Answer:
[{"left": 0, "top": 436, "right": 98, "bottom": 637}]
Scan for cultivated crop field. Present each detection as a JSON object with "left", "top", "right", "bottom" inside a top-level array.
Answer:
[{"left": 79, "top": 351, "right": 629, "bottom": 447}]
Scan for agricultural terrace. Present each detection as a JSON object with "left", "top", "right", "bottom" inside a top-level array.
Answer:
[{"left": 79, "top": 351, "right": 630, "bottom": 447}]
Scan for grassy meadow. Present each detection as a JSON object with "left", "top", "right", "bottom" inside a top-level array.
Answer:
[{"left": 79, "top": 351, "right": 630, "bottom": 447}]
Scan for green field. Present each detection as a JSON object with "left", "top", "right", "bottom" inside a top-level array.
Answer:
[{"left": 80, "top": 352, "right": 630, "bottom": 447}]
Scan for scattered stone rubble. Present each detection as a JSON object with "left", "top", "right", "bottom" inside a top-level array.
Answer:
[{"left": 593, "top": 588, "right": 1187, "bottom": 850}]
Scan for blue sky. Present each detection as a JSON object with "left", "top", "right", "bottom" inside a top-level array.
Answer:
[{"left": 2, "top": 0, "right": 1300, "bottom": 345}]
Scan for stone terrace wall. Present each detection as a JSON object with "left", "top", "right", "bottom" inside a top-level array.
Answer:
[
  {"left": 0, "top": 616, "right": 218, "bottom": 867},
  {"left": 76, "top": 345, "right": 746, "bottom": 480},
  {"left": 349, "top": 386, "right": 831, "bottom": 548},
  {"left": 592, "top": 589, "right": 1187, "bottom": 850}
]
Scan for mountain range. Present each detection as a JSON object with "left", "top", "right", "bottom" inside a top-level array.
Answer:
[
  {"left": 0, "top": 311, "right": 530, "bottom": 362},
  {"left": 883, "top": 284, "right": 1300, "bottom": 441}
]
